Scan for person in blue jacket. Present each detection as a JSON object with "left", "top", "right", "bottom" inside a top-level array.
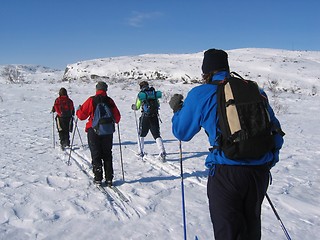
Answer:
[{"left": 169, "top": 49, "right": 284, "bottom": 240}]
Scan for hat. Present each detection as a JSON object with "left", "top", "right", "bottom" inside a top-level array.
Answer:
[
  {"left": 96, "top": 81, "right": 108, "bottom": 91},
  {"left": 59, "top": 87, "right": 67, "bottom": 96},
  {"left": 201, "top": 49, "right": 229, "bottom": 74},
  {"left": 139, "top": 81, "right": 149, "bottom": 89}
]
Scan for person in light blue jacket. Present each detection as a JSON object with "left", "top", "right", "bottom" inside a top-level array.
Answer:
[{"left": 169, "top": 49, "right": 284, "bottom": 240}]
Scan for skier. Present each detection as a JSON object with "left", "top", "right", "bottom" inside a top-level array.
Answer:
[
  {"left": 131, "top": 81, "right": 166, "bottom": 162},
  {"left": 52, "top": 87, "right": 75, "bottom": 150},
  {"left": 169, "top": 49, "right": 285, "bottom": 240},
  {"left": 76, "top": 81, "right": 121, "bottom": 186}
]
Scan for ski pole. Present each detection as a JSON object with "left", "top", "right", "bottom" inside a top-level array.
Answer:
[
  {"left": 75, "top": 121, "right": 84, "bottom": 148},
  {"left": 157, "top": 112, "right": 163, "bottom": 124},
  {"left": 266, "top": 193, "right": 292, "bottom": 240},
  {"left": 67, "top": 117, "right": 78, "bottom": 165},
  {"left": 179, "top": 140, "right": 187, "bottom": 240},
  {"left": 117, "top": 123, "right": 125, "bottom": 181},
  {"left": 52, "top": 112, "right": 55, "bottom": 148},
  {"left": 133, "top": 109, "right": 143, "bottom": 154}
]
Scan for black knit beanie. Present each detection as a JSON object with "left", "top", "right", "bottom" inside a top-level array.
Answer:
[
  {"left": 201, "top": 49, "right": 230, "bottom": 74},
  {"left": 96, "top": 81, "right": 108, "bottom": 91}
]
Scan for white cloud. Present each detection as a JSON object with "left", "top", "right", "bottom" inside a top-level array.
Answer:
[{"left": 128, "top": 11, "right": 162, "bottom": 27}]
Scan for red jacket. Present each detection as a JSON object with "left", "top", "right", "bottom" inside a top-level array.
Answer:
[
  {"left": 76, "top": 90, "right": 121, "bottom": 132},
  {"left": 53, "top": 96, "right": 74, "bottom": 117}
]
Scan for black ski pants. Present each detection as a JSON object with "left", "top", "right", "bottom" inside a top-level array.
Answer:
[
  {"left": 139, "top": 114, "right": 160, "bottom": 139},
  {"left": 56, "top": 116, "right": 72, "bottom": 147},
  {"left": 207, "top": 164, "right": 269, "bottom": 240},
  {"left": 87, "top": 128, "right": 113, "bottom": 182}
]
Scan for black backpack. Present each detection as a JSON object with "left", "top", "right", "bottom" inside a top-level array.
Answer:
[
  {"left": 212, "top": 73, "right": 275, "bottom": 160},
  {"left": 138, "top": 87, "right": 161, "bottom": 116},
  {"left": 91, "top": 95, "right": 115, "bottom": 135}
]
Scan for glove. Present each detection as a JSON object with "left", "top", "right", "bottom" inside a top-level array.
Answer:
[
  {"left": 169, "top": 94, "right": 184, "bottom": 113},
  {"left": 51, "top": 106, "right": 55, "bottom": 113},
  {"left": 131, "top": 104, "right": 137, "bottom": 110},
  {"left": 76, "top": 105, "right": 81, "bottom": 111}
]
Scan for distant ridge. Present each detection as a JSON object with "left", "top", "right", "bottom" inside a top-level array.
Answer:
[{"left": 1, "top": 48, "right": 319, "bottom": 96}]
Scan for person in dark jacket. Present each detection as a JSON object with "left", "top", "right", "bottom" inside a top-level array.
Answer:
[
  {"left": 76, "top": 81, "right": 121, "bottom": 186},
  {"left": 131, "top": 81, "right": 166, "bottom": 162},
  {"left": 169, "top": 49, "right": 284, "bottom": 240},
  {"left": 52, "top": 87, "right": 75, "bottom": 150}
]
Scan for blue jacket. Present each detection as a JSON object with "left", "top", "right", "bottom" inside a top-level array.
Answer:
[{"left": 171, "top": 71, "right": 284, "bottom": 169}]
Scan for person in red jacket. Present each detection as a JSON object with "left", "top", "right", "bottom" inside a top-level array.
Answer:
[
  {"left": 76, "top": 81, "right": 121, "bottom": 186},
  {"left": 52, "top": 87, "right": 75, "bottom": 150}
]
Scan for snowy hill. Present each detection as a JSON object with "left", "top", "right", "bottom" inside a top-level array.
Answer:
[
  {"left": 62, "top": 48, "right": 320, "bottom": 95},
  {"left": 0, "top": 65, "right": 63, "bottom": 84},
  {"left": 0, "top": 48, "right": 320, "bottom": 240},
  {"left": 62, "top": 53, "right": 203, "bottom": 84}
]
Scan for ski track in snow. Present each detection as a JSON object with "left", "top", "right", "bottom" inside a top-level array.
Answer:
[{"left": 67, "top": 149, "right": 142, "bottom": 220}]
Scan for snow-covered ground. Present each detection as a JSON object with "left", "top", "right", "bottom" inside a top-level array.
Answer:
[{"left": 0, "top": 48, "right": 319, "bottom": 239}]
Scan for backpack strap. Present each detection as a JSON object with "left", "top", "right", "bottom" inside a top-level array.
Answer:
[
  {"left": 59, "top": 98, "right": 63, "bottom": 116},
  {"left": 230, "top": 71, "right": 245, "bottom": 80},
  {"left": 66, "top": 98, "right": 71, "bottom": 113}
]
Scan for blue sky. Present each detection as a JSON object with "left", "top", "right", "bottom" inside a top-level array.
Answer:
[{"left": 1, "top": 0, "right": 319, "bottom": 69}]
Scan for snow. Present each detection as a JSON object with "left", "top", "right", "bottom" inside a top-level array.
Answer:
[{"left": 0, "top": 48, "right": 320, "bottom": 239}]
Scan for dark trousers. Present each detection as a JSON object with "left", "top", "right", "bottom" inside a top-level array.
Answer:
[
  {"left": 56, "top": 116, "right": 71, "bottom": 147},
  {"left": 139, "top": 114, "right": 160, "bottom": 139},
  {"left": 207, "top": 164, "right": 269, "bottom": 240},
  {"left": 87, "top": 128, "right": 113, "bottom": 181}
]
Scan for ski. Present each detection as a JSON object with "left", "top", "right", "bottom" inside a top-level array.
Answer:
[
  {"left": 95, "top": 183, "right": 114, "bottom": 202},
  {"left": 144, "top": 152, "right": 166, "bottom": 163},
  {"left": 67, "top": 147, "right": 130, "bottom": 203},
  {"left": 65, "top": 151, "right": 113, "bottom": 202},
  {"left": 95, "top": 182, "right": 129, "bottom": 203},
  {"left": 127, "top": 147, "right": 166, "bottom": 162},
  {"left": 108, "top": 185, "right": 129, "bottom": 202},
  {"left": 73, "top": 151, "right": 129, "bottom": 202}
]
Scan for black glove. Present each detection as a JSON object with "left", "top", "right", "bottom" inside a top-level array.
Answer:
[
  {"left": 169, "top": 94, "right": 184, "bottom": 113},
  {"left": 51, "top": 106, "right": 55, "bottom": 113},
  {"left": 131, "top": 104, "right": 137, "bottom": 110}
]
